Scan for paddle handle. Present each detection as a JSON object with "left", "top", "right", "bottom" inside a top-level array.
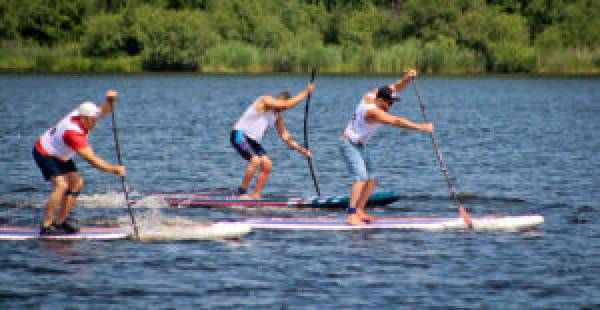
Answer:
[
  {"left": 304, "top": 67, "right": 321, "bottom": 196},
  {"left": 412, "top": 79, "right": 473, "bottom": 229},
  {"left": 110, "top": 104, "right": 140, "bottom": 239}
]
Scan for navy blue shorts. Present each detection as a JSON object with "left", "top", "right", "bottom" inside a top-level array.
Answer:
[
  {"left": 33, "top": 147, "right": 77, "bottom": 181},
  {"left": 230, "top": 130, "right": 267, "bottom": 161}
]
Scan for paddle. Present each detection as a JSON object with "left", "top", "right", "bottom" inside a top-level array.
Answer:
[
  {"left": 411, "top": 78, "right": 474, "bottom": 229},
  {"left": 304, "top": 67, "right": 321, "bottom": 196},
  {"left": 109, "top": 96, "right": 140, "bottom": 239}
]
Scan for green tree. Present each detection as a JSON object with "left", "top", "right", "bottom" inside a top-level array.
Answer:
[
  {"left": 9, "top": 0, "right": 93, "bottom": 45},
  {"left": 455, "top": 1, "right": 530, "bottom": 70},
  {"left": 133, "top": 6, "right": 219, "bottom": 70}
]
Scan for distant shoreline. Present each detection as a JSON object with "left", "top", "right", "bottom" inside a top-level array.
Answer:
[{"left": 1, "top": 69, "right": 599, "bottom": 77}]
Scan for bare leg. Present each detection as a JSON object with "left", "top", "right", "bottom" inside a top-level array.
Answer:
[
  {"left": 347, "top": 181, "right": 367, "bottom": 225},
  {"left": 56, "top": 172, "right": 83, "bottom": 224},
  {"left": 240, "top": 156, "right": 261, "bottom": 199},
  {"left": 42, "top": 176, "right": 68, "bottom": 228},
  {"left": 357, "top": 179, "right": 377, "bottom": 222},
  {"left": 252, "top": 156, "right": 271, "bottom": 199}
]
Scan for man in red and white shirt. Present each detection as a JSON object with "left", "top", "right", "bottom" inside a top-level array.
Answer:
[{"left": 33, "top": 90, "right": 126, "bottom": 235}]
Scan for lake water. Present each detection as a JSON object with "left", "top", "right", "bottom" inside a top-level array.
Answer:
[{"left": 0, "top": 75, "right": 598, "bottom": 308}]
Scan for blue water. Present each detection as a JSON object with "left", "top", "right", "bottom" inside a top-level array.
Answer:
[{"left": 0, "top": 75, "right": 598, "bottom": 308}]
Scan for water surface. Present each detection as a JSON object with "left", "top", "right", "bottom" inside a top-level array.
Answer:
[{"left": 0, "top": 75, "right": 598, "bottom": 308}]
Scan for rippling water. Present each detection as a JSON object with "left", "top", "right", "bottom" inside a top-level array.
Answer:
[{"left": 0, "top": 75, "right": 598, "bottom": 308}]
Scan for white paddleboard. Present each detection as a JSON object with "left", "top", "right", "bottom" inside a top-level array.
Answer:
[
  {"left": 134, "top": 222, "right": 253, "bottom": 241},
  {"left": 0, "top": 227, "right": 127, "bottom": 241},
  {"left": 245, "top": 215, "right": 544, "bottom": 231},
  {"left": 0, "top": 222, "right": 253, "bottom": 241}
]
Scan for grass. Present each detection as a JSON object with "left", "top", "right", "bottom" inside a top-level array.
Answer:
[{"left": 0, "top": 42, "right": 598, "bottom": 75}]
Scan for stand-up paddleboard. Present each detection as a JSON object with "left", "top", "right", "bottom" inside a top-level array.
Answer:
[
  {"left": 141, "top": 189, "right": 400, "bottom": 209},
  {"left": 245, "top": 215, "right": 544, "bottom": 231},
  {"left": 133, "top": 222, "right": 252, "bottom": 241},
  {"left": 0, "top": 227, "right": 127, "bottom": 241},
  {"left": 0, "top": 222, "right": 253, "bottom": 241}
]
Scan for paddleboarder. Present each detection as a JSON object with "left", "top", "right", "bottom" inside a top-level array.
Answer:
[
  {"left": 231, "top": 83, "right": 314, "bottom": 199},
  {"left": 33, "top": 90, "right": 126, "bottom": 235},
  {"left": 340, "top": 70, "right": 433, "bottom": 225}
]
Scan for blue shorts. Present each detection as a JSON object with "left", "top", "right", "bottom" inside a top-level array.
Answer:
[
  {"left": 33, "top": 147, "right": 77, "bottom": 181},
  {"left": 230, "top": 130, "right": 267, "bottom": 161},
  {"left": 338, "top": 138, "right": 376, "bottom": 182}
]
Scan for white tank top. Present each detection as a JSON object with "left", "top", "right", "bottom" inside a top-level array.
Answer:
[
  {"left": 39, "top": 109, "right": 86, "bottom": 161},
  {"left": 344, "top": 94, "right": 382, "bottom": 144},
  {"left": 234, "top": 99, "right": 278, "bottom": 142}
]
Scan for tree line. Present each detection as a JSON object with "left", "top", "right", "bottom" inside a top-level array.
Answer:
[{"left": 0, "top": 0, "right": 598, "bottom": 73}]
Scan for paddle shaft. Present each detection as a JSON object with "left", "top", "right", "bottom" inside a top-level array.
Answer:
[
  {"left": 110, "top": 102, "right": 140, "bottom": 239},
  {"left": 304, "top": 67, "right": 321, "bottom": 196},
  {"left": 412, "top": 79, "right": 473, "bottom": 229}
]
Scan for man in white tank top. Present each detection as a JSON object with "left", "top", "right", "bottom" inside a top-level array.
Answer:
[
  {"left": 339, "top": 70, "right": 434, "bottom": 225},
  {"left": 33, "top": 91, "right": 126, "bottom": 235},
  {"left": 231, "top": 82, "right": 314, "bottom": 199}
]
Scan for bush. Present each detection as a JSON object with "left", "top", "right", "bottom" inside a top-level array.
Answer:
[
  {"left": 204, "top": 41, "right": 260, "bottom": 71},
  {"left": 297, "top": 44, "right": 342, "bottom": 72},
  {"left": 373, "top": 40, "right": 421, "bottom": 73},
  {"left": 342, "top": 45, "right": 376, "bottom": 72},
  {"left": 422, "top": 36, "right": 485, "bottom": 73},
  {"left": 134, "top": 7, "right": 220, "bottom": 71},
  {"left": 537, "top": 47, "right": 598, "bottom": 74},
  {"left": 81, "top": 13, "right": 139, "bottom": 57},
  {"left": 262, "top": 46, "right": 302, "bottom": 72},
  {"left": 489, "top": 42, "right": 538, "bottom": 73}
]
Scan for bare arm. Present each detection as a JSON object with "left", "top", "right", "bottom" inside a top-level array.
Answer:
[
  {"left": 263, "top": 83, "right": 314, "bottom": 111},
  {"left": 275, "top": 115, "right": 312, "bottom": 158},
  {"left": 365, "top": 109, "right": 433, "bottom": 132},
  {"left": 389, "top": 69, "right": 417, "bottom": 93},
  {"left": 97, "top": 90, "right": 117, "bottom": 119},
  {"left": 76, "top": 147, "right": 126, "bottom": 176}
]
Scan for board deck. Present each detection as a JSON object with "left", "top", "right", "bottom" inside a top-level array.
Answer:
[
  {"left": 0, "top": 227, "right": 127, "bottom": 240},
  {"left": 0, "top": 223, "right": 253, "bottom": 241},
  {"left": 244, "top": 215, "right": 544, "bottom": 231},
  {"left": 142, "top": 190, "right": 400, "bottom": 209}
]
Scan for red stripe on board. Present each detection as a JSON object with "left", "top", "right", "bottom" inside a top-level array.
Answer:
[{"left": 167, "top": 200, "right": 294, "bottom": 207}]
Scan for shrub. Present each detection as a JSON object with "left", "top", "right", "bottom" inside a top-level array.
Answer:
[
  {"left": 81, "top": 13, "right": 136, "bottom": 57},
  {"left": 489, "top": 42, "right": 538, "bottom": 73},
  {"left": 297, "top": 44, "right": 342, "bottom": 72},
  {"left": 373, "top": 40, "right": 421, "bottom": 73},
  {"left": 134, "top": 7, "right": 219, "bottom": 71},
  {"left": 204, "top": 41, "right": 260, "bottom": 71}
]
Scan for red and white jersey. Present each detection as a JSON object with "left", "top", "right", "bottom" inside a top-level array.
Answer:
[
  {"left": 35, "top": 109, "right": 89, "bottom": 161},
  {"left": 343, "top": 93, "right": 382, "bottom": 145}
]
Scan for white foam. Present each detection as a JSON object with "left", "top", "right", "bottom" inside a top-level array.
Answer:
[
  {"left": 73, "top": 191, "right": 167, "bottom": 208},
  {"left": 117, "top": 210, "right": 252, "bottom": 240}
]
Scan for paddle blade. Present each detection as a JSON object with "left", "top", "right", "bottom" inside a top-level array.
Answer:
[{"left": 459, "top": 207, "right": 473, "bottom": 229}]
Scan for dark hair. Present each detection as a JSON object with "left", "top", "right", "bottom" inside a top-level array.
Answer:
[{"left": 276, "top": 92, "right": 291, "bottom": 100}]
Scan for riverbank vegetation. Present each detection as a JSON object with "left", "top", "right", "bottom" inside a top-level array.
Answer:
[{"left": 1, "top": 0, "right": 598, "bottom": 74}]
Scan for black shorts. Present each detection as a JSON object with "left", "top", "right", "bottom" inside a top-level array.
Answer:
[
  {"left": 230, "top": 130, "right": 267, "bottom": 161},
  {"left": 33, "top": 147, "right": 77, "bottom": 181}
]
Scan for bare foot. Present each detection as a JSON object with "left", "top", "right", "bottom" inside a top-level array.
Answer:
[
  {"left": 251, "top": 194, "right": 261, "bottom": 200},
  {"left": 238, "top": 194, "right": 251, "bottom": 200},
  {"left": 358, "top": 214, "right": 378, "bottom": 223},
  {"left": 346, "top": 214, "right": 366, "bottom": 226}
]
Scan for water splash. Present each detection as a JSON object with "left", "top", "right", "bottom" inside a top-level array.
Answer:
[
  {"left": 75, "top": 191, "right": 167, "bottom": 209},
  {"left": 117, "top": 210, "right": 252, "bottom": 241}
]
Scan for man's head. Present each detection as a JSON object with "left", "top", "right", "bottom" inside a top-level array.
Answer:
[
  {"left": 76, "top": 101, "right": 101, "bottom": 130},
  {"left": 375, "top": 86, "right": 399, "bottom": 110},
  {"left": 275, "top": 92, "right": 291, "bottom": 100}
]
